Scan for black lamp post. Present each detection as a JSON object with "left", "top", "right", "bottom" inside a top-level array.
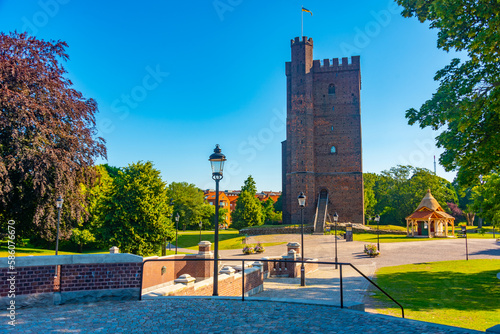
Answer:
[
  {"left": 298, "top": 192, "right": 306, "bottom": 287},
  {"left": 333, "top": 212, "right": 338, "bottom": 269},
  {"left": 168, "top": 199, "right": 174, "bottom": 252},
  {"left": 199, "top": 221, "right": 203, "bottom": 242},
  {"left": 461, "top": 225, "right": 468, "bottom": 261},
  {"left": 375, "top": 214, "right": 381, "bottom": 251},
  {"left": 55, "top": 196, "right": 63, "bottom": 278},
  {"left": 209, "top": 144, "right": 226, "bottom": 296},
  {"left": 175, "top": 213, "right": 180, "bottom": 255},
  {"left": 55, "top": 196, "right": 63, "bottom": 256}
]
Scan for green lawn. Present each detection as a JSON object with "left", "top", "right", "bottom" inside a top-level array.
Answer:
[
  {"left": 353, "top": 233, "right": 447, "bottom": 243},
  {"left": 178, "top": 230, "right": 286, "bottom": 250},
  {"left": 371, "top": 259, "right": 500, "bottom": 331},
  {"left": 365, "top": 224, "right": 408, "bottom": 232}
]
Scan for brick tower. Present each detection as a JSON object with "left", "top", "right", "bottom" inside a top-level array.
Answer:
[{"left": 281, "top": 36, "right": 364, "bottom": 229}]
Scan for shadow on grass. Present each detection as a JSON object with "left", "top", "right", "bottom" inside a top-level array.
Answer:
[{"left": 374, "top": 265, "right": 500, "bottom": 313}]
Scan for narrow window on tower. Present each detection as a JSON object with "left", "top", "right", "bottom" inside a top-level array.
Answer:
[
  {"left": 328, "top": 84, "right": 335, "bottom": 96},
  {"left": 330, "top": 146, "right": 337, "bottom": 154}
]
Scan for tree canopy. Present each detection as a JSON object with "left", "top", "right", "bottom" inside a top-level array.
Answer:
[
  {"left": 0, "top": 32, "right": 106, "bottom": 240},
  {"left": 471, "top": 173, "right": 500, "bottom": 228},
  {"left": 231, "top": 175, "right": 263, "bottom": 230},
  {"left": 397, "top": 1, "right": 500, "bottom": 186},
  {"left": 167, "top": 182, "right": 212, "bottom": 230},
  {"left": 365, "top": 165, "right": 458, "bottom": 225},
  {"left": 99, "top": 161, "right": 173, "bottom": 256}
]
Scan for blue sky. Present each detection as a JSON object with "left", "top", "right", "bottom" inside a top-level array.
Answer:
[{"left": 0, "top": 1, "right": 462, "bottom": 191}]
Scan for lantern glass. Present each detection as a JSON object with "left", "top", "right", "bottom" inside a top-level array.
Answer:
[
  {"left": 333, "top": 212, "right": 338, "bottom": 222},
  {"left": 297, "top": 192, "right": 306, "bottom": 207},
  {"left": 56, "top": 196, "right": 64, "bottom": 209},
  {"left": 209, "top": 144, "right": 226, "bottom": 176}
]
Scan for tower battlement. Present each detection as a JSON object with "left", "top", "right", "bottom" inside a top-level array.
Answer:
[
  {"left": 312, "top": 56, "right": 360, "bottom": 72},
  {"left": 290, "top": 36, "right": 313, "bottom": 46}
]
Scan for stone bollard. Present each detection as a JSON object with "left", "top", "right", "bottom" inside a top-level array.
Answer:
[
  {"left": 219, "top": 266, "right": 236, "bottom": 276},
  {"left": 197, "top": 241, "right": 213, "bottom": 258},
  {"left": 252, "top": 261, "right": 264, "bottom": 272},
  {"left": 287, "top": 242, "right": 300, "bottom": 255},
  {"left": 109, "top": 246, "right": 119, "bottom": 254},
  {"left": 174, "top": 274, "right": 196, "bottom": 287}
]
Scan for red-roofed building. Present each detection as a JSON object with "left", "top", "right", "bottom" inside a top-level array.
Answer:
[{"left": 204, "top": 189, "right": 282, "bottom": 227}]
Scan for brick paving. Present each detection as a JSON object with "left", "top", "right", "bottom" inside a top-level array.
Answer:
[{"left": 2, "top": 297, "right": 482, "bottom": 333}]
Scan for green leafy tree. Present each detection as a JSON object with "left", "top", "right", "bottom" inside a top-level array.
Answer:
[
  {"left": 99, "top": 161, "right": 173, "bottom": 256},
  {"left": 261, "top": 198, "right": 275, "bottom": 223},
  {"left": 274, "top": 195, "right": 283, "bottom": 212},
  {"left": 71, "top": 165, "right": 114, "bottom": 251},
  {"left": 168, "top": 182, "right": 207, "bottom": 230},
  {"left": 231, "top": 191, "right": 263, "bottom": 230},
  {"left": 472, "top": 173, "right": 500, "bottom": 229},
  {"left": 231, "top": 175, "right": 263, "bottom": 230},
  {"left": 363, "top": 173, "right": 378, "bottom": 221},
  {"left": 0, "top": 32, "right": 106, "bottom": 241},
  {"left": 373, "top": 165, "right": 458, "bottom": 225},
  {"left": 241, "top": 175, "right": 257, "bottom": 193},
  {"left": 397, "top": 0, "right": 500, "bottom": 186},
  {"left": 70, "top": 228, "right": 96, "bottom": 253}
]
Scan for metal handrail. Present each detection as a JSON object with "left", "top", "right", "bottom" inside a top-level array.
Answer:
[{"left": 140, "top": 258, "right": 404, "bottom": 318}]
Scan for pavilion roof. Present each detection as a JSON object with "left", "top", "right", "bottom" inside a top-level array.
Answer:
[{"left": 406, "top": 189, "right": 455, "bottom": 220}]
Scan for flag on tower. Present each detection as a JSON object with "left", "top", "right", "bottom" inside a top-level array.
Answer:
[{"left": 302, "top": 7, "right": 313, "bottom": 15}]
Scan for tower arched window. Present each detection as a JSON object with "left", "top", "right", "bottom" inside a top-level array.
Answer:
[
  {"left": 328, "top": 84, "right": 335, "bottom": 95},
  {"left": 330, "top": 146, "right": 337, "bottom": 154}
]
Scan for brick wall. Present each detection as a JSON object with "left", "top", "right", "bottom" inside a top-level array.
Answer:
[
  {"left": 167, "top": 268, "right": 263, "bottom": 297},
  {"left": 142, "top": 255, "right": 214, "bottom": 291},
  {"left": 0, "top": 266, "right": 57, "bottom": 296},
  {"left": 60, "top": 263, "right": 141, "bottom": 292},
  {"left": 263, "top": 260, "right": 318, "bottom": 278},
  {"left": 0, "top": 262, "right": 142, "bottom": 298}
]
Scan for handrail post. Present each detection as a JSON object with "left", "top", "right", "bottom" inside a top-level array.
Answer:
[
  {"left": 242, "top": 260, "right": 245, "bottom": 301},
  {"left": 339, "top": 264, "right": 343, "bottom": 308}
]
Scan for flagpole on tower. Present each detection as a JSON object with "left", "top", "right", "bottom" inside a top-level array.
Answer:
[
  {"left": 301, "top": 6, "right": 304, "bottom": 37},
  {"left": 301, "top": 7, "right": 312, "bottom": 37}
]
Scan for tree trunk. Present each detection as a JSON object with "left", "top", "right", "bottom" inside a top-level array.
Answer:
[
  {"left": 78, "top": 243, "right": 82, "bottom": 253},
  {"left": 465, "top": 212, "right": 475, "bottom": 226},
  {"left": 478, "top": 217, "right": 483, "bottom": 228}
]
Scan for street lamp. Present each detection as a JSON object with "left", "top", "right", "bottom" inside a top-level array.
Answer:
[
  {"left": 461, "top": 225, "right": 469, "bottom": 261},
  {"left": 333, "top": 212, "right": 338, "bottom": 269},
  {"left": 375, "top": 214, "right": 381, "bottom": 251},
  {"left": 175, "top": 213, "right": 180, "bottom": 255},
  {"left": 298, "top": 192, "right": 306, "bottom": 287},
  {"left": 55, "top": 196, "right": 63, "bottom": 277},
  {"left": 209, "top": 144, "right": 226, "bottom": 296},
  {"left": 199, "top": 221, "right": 203, "bottom": 242},
  {"left": 168, "top": 199, "right": 174, "bottom": 252}
]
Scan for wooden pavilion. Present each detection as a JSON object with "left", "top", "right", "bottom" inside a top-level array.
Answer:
[{"left": 406, "top": 189, "right": 455, "bottom": 238}]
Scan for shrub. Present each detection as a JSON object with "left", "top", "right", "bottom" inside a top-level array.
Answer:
[
  {"left": 364, "top": 244, "right": 380, "bottom": 257},
  {"left": 242, "top": 246, "right": 254, "bottom": 254},
  {"left": 254, "top": 243, "right": 265, "bottom": 253}
]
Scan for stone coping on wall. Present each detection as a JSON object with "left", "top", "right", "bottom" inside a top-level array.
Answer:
[
  {"left": 0, "top": 253, "right": 143, "bottom": 268},
  {"left": 143, "top": 267, "right": 262, "bottom": 298}
]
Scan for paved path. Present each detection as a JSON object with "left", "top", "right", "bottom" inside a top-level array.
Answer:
[
  {"left": 2, "top": 298, "right": 482, "bottom": 333},
  {"left": 250, "top": 264, "right": 376, "bottom": 306}
]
